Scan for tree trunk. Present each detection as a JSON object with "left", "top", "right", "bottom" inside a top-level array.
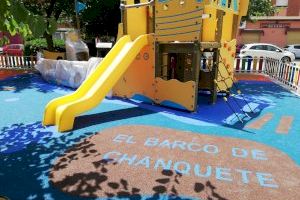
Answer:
[
  {"left": 44, "top": 32, "right": 55, "bottom": 52},
  {"left": 45, "top": 0, "right": 56, "bottom": 52}
]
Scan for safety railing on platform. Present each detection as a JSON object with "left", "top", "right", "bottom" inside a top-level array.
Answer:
[
  {"left": 235, "top": 57, "right": 300, "bottom": 93},
  {"left": 0, "top": 55, "right": 37, "bottom": 69}
]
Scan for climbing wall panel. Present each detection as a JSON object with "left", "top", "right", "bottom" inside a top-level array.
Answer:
[{"left": 217, "top": 39, "right": 236, "bottom": 91}]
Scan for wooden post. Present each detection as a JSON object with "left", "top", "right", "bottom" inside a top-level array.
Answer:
[
  {"left": 152, "top": 3, "right": 155, "bottom": 34},
  {"left": 192, "top": 42, "right": 200, "bottom": 112},
  {"left": 155, "top": 42, "right": 161, "bottom": 77},
  {"left": 215, "top": 10, "right": 224, "bottom": 42},
  {"left": 211, "top": 48, "right": 220, "bottom": 104}
]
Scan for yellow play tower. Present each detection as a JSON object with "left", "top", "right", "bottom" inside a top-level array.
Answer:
[{"left": 43, "top": 0, "right": 249, "bottom": 132}]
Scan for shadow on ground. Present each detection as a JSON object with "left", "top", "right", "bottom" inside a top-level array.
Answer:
[
  {"left": 50, "top": 138, "right": 228, "bottom": 200},
  {"left": 0, "top": 121, "right": 228, "bottom": 200},
  {"left": 0, "top": 122, "right": 95, "bottom": 200},
  {"left": 74, "top": 107, "right": 156, "bottom": 131},
  {"left": 0, "top": 73, "right": 71, "bottom": 94}
]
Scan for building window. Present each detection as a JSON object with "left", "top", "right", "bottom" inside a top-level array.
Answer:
[{"left": 276, "top": 0, "right": 288, "bottom": 7}]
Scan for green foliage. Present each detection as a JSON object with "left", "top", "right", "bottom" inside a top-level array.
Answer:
[
  {"left": 0, "top": 36, "right": 9, "bottom": 46},
  {"left": 81, "top": 0, "right": 120, "bottom": 39},
  {"left": 28, "top": 15, "right": 47, "bottom": 38},
  {"left": 10, "top": 1, "right": 29, "bottom": 23},
  {"left": 47, "top": 18, "right": 58, "bottom": 35},
  {"left": 22, "top": 0, "right": 74, "bottom": 35},
  {"left": 22, "top": 0, "right": 75, "bottom": 50},
  {"left": 247, "top": 0, "right": 277, "bottom": 20},
  {"left": 0, "top": 1, "right": 32, "bottom": 38},
  {"left": 1, "top": 0, "right": 74, "bottom": 51},
  {"left": 24, "top": 38, "right": 65, "bottom": 56},
  {"left": 0, "top": 0, "right": 60, "bottom": 48}
]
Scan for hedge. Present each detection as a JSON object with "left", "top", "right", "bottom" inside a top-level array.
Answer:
[{"left": 24, "top": 38, "right": 65, "bottom": 56}]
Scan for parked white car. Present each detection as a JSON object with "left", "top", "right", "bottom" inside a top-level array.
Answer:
[
  {"left": 239, "top": 43, "right": 295, "bottom": 63},
  {"left": 284, "top": 44, "right": 300, "bottom": 58}
]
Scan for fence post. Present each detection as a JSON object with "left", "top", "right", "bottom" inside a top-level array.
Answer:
[
  {"left": 235, "top": 57, "right": 240, "bottom": 72},
  {"left": 258, "top": 57, "right": 264, "bottom": 72},
  {"left": 0, "top": 55, "right": 36, "bottom": 69},
  {"left": 241, "top": 57, "right": 247, "bottom": 72},
  {"left": 247, "top": 57, "right": 252, "bottom": 72},
  {"left": 264, "top": 57, "right": 269, "bottom": 74},
  {"left": 296, "top": 67, "right": 300, "bottom": 90},
  {"left": 0, "top": 55, "right": 3, "bottom": 68},
  {"left": 252, "top": 56, "right": 258, "bottom": 72},
  {"left": 30, "top": 56, "right": 34, "bottom": 68},
  {"left": 297, "top": 66, "right": 300, "bottom": 94}
]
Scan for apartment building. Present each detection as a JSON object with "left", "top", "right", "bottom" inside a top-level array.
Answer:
[{"left": 237, "top": 0, "right": 300, "bottom": 47}]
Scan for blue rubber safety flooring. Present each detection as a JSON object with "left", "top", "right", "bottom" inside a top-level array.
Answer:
[{"left": 0, "top": 73, "right": 300, "bottom": 200}]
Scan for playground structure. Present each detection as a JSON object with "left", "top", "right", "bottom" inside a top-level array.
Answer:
[{"left": 43, "top": 0, "right": 250, "bottom": 132}]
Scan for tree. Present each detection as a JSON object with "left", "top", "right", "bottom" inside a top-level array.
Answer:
[
  {"left": 0, "top": 0, "right": 74, "bottom": 50},
  {"left": 0, "top": 0, "right": 33, "bottom": 45},
  {"left": 80, "top": 0, "right": 120, "bottom": 39},
  {"left": 246, "top": 0, "right": 277, "bottom": 20},
  {"left": 22, "top": 0, "right": 75, "bottom": 51}
]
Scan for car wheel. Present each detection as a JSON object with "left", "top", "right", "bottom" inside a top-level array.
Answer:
[{"left": 281, "top": 56, "right": 291, "bottom": 64}]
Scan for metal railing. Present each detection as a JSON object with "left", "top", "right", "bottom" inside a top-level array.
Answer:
[
  {"left": 120, "top": 0, "right": 154, "bottom": 9},
  {"left": 235, "top": 57, "right": 300, "bottom": 94},
  {"left": 0, "top": 55, "right": 37, "bottom": 70}
]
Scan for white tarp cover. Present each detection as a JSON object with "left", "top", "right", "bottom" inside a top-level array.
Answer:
[
  {"left": 65, "top": 31, "right": 89, "bottom": 61},
  {"left": 35, "top": 57, "right": 102, "bottom": 88}
]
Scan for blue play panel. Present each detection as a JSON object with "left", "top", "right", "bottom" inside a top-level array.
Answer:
[{"left": 0, "top": 73, "right": 300, "bottom": 200}]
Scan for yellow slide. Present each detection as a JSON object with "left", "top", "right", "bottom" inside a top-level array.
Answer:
[{"left": 43, "top": 34, "right": 149, "bottom": 132}]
